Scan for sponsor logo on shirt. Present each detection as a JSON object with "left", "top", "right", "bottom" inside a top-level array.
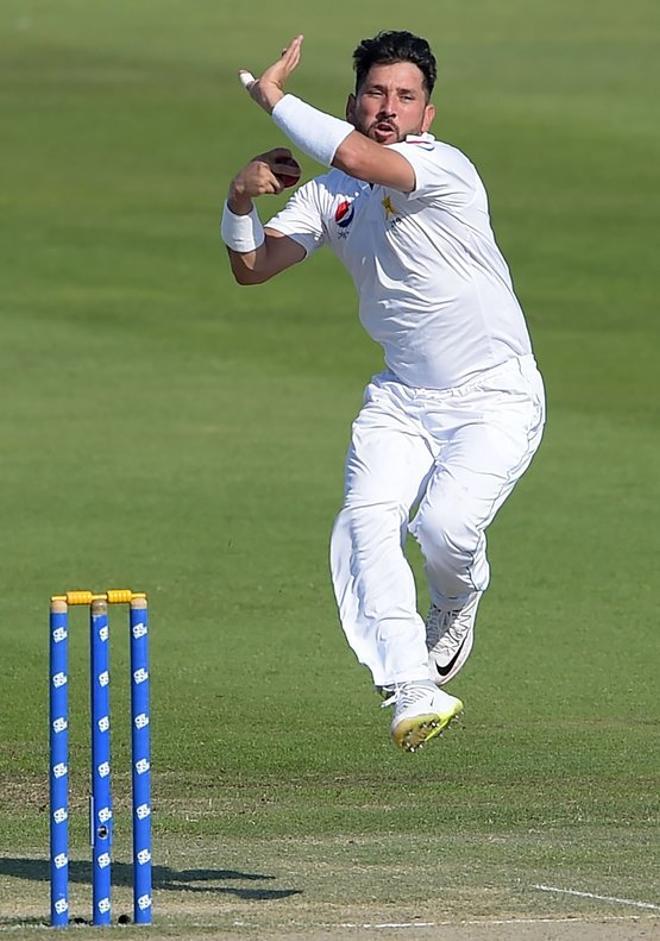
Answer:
[
  {"left": 335, "top": 199, "right": 355, "bottom": 228},
  {"left": 334, "top": 199, "right": 356, "bottom": 239}
]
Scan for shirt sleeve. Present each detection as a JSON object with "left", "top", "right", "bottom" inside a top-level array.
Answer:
[
  {"left": 387, "top": 140, "right": 479, "bottom": 208},
  {"left": 265, "top": 179, "right": 327, "bottom": 257}
]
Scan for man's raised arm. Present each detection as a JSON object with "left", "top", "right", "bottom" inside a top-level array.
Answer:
[{"left": 239, "top": 36, "right": 418, "bottom": 194}]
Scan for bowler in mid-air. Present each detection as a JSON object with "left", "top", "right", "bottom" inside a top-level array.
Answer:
[{"left": 221, "top": 30, "right": 546, "bottom": 751}]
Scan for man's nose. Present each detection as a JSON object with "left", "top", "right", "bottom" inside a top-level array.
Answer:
[{"left": 378, "top": 97, "right": 397, "bottom": 117}]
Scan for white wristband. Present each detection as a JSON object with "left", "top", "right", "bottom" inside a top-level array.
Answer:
[
  {"left": 272, "top": 94, "right": 353, "bottom": 167},
  {"left": 220, "top": 201, "right": 265, "bottom": 252}
]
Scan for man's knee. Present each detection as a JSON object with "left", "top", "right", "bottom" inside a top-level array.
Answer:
[
  {"left": 410, "top": 501, "right": 481, "bottom": 565},
  {"left": 333, "top": 500, "right": 409, "bottom": 551}
]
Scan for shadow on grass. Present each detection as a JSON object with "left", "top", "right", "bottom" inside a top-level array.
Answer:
[{"left": 0, "top": 856, "right": 301, "bottom": 901}]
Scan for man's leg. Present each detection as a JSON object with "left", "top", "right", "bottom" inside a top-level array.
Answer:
[
  {"left": 330, "top": 376, "right": 435, "bottom": 688},
  {"left": 410, "top": 357, "right": 546, "bottom": 681}
]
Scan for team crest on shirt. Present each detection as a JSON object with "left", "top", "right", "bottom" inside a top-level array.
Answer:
[
  {"left": 334, "top": 199, "right": 355, "bottom": 238},
  {"left": 382, "top": 195, "right": 402, "bottom": 228}
]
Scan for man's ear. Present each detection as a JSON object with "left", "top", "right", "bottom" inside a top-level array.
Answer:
[
  {"left": 346, "top": 93, "right": 356, "bottom": 124},
  {"left": 422, "top": 103, "right": 436, "bottom": 133}
]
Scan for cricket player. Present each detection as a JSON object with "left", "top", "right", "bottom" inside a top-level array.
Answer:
[{"left": 221, "top": 31, "right": 546, "bottom": 752}]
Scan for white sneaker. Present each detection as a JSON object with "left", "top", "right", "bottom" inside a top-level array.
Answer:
[
  {"left": 383, "top": 680, "right": 463, "bottom": 752},
  {"left": 426, "top": 593, "right": 481, "bottom": 686}
]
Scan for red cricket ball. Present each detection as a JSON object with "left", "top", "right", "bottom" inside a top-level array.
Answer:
[{"left": 275, "top": 157, "right": 302, "bottom": 189}]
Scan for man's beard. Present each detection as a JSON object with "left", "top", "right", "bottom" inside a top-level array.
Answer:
[{"left": 356, "top": 116, "right": 405, "bottom": 144}]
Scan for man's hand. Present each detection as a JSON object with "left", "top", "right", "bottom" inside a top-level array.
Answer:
[
  {"left": 239, "top": 35, "right": 303, "bottom": 114},
  {"left": 228, "top": 148, "right": 298, "bottom": 213}
]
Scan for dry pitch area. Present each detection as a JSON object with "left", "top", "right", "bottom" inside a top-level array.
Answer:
[{"left": 2, "top": 835, "right": 658, "bottom": 940}]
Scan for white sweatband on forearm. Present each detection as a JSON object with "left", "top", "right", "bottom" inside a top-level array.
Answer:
[
  {"left": 272, "top": 94, "right": 354, "bottom": 167},
  {"left": 220, "top": 201, "right": 265, "bottom": 252}
]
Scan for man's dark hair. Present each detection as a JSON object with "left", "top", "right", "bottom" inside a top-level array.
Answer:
[{"left": 353, "top": 30, "right": 437, "bottom": 97}]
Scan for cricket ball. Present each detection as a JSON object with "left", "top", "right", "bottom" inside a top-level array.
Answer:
[{"left": 276, "top": 156, "right": 302, "bottom": 188}]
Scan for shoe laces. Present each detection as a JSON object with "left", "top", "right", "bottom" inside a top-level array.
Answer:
[
  {"left": 380, "top": 681, "right": 433, "bottom": 711},
  {"left": 426, "top": 604, "right": 472, "bottom": 651}
]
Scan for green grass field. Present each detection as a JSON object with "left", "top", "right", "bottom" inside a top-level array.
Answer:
[{"left": 1, "top": 1, "right": 659, "bottom": 938}]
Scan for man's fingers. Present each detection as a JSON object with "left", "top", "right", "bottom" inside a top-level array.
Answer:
[
  {"left": 255, "top": 165, "right": 285, "bottom": 194},
  {"left": 266, "top": 172, "right": 284, "bottom": 194},
  {"left": 237, "top": 35, "right": 303, "bottom": 111},
  {"left": 280, "top": 35, "right": 301, "bottom": 55},
  {"left": 276, "top": 34, "right": 303, "bottom": 72},
  {"left": 283, "top": 34, "right": 303, "bottom": 67}
]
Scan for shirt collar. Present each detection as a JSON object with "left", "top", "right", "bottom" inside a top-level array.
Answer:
[{"left": 404, "top": 132, "right": 436, "bottom": 143}]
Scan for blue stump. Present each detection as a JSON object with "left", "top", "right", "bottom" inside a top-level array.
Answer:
[
  {"left": 130, "top": 595, "right": 152, "bottom": 924},
  {"left": 49, "top": 599, "right": 70, "bottom": 927},
  {"left": 90, "top": 599, "right": 112, "bottom": 926}
]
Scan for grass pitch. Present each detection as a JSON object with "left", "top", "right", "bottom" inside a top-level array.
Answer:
[{"left": 1, "top": 1, "right": 659, "bottom": 937}]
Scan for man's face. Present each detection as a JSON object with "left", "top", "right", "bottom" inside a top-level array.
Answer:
[{"left": 347, "top": 61, "right": 435, "bottom": 144}]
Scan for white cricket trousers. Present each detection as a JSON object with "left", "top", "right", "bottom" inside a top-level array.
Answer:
[{"left": 330, "top": 354, "right": 546, "bottom": 688}]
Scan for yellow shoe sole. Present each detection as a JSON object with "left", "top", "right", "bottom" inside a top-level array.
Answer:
[{"left": 391, "top": 699, "right": 464, "bottom": 753}]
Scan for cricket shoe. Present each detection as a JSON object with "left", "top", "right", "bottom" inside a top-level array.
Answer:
[
  {"left": 382, "top": 680, "right": 463, "bottom": 753},
  {"left": 426, "top": 592, "right": 481, "bottom": 686}
]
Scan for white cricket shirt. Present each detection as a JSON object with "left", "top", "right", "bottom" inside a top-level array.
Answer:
[{"left": 267, "top": 133, "right": 532, "bottom": 390}]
